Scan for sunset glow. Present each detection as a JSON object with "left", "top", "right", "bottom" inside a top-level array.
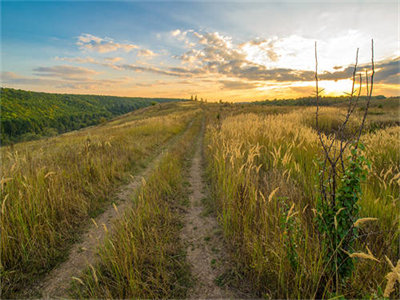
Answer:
[{"left": 1, "top": 1, "right": 398, "bottom": 101}]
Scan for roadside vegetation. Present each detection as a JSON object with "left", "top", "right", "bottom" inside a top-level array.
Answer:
[
  {"left": 0, "top": 88, "right": 185, "bottom": 145},
  {"left": 71, "top": 113, "right": 203, "bottom": 298},
  {"left": 205, "top": 104, "right": 399, "bottom": 298},
  {"left": 0, "top": 102, "right": 198, "bottom": 297}
]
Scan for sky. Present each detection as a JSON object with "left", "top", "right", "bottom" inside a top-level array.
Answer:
[{"left": 1, "top": 0, "right": 399, "bottom": 101}]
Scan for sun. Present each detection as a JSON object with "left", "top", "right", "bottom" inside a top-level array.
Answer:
[{"left": 318, "top": 79, "right": 355, "bottom": 96}]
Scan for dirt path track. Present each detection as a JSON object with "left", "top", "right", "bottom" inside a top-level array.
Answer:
[
  {"left": 36, "top": 122, "right": 193, "bottom": 299},
  {"left": 181, "top": 122, "right": 236, "bottom": 299}
]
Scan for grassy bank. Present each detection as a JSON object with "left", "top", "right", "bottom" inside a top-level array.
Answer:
[
  {"left": 71, "top": 112, "right": 203, "bottom": 298},
  {"left": 205, "top": 107, "right": 399, "bottom": 298},
  {"left": 0, "top": 103, "right": 199, "bottom": 297}
]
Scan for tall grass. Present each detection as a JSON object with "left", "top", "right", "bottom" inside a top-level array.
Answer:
[
  {"left": 205, "top": 107, "right": 399, "bottom": 298},
  {"left": 0, "top": 103, "right": 199, "bottom": 297},
  {"left": 71, "top": 113, "right": 203, "bottom": 298}
]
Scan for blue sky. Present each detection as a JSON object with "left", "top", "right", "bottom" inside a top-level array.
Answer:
[{"left": 1, "top": 0, "right": 398, "bottom": 100}]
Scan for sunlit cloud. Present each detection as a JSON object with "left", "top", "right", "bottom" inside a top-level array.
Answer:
[
  {"left": 104, "top": 57, "right": 124, "bottom": 63},
  {"left": 137, "top": 49, "right": 157, "bottom": 57},
  {"left": 240, "top": 38, "right": 279, "bottom": 63},
  {"left": 77, "top": 33, "right": 138, "bottom": 53},
  {"left": 65, "top": 28, "right": 396, "bottom": 100},
  {"left": 8, "top": 28, "right": 399, "bottom": 101},
  {"left": 171, "top": 29, "right": 182, "bottom": 37},
  {"left": 2, "top": 1, "right": 398, "bottom": 100},
  {"left": 45, "top": 30, "right": 400, "bottom": 98}
]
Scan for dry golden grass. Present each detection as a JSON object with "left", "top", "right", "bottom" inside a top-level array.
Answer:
[
  {"left": 1, "top": 100, "right": 398, "bottom": 299},
  {"left": 384, "top": 256, "right": 400, "bottom": 298},
  {"left": 0, "top": 102, "right": 200, "bottom": 297},
  {"left": 205, "top": 106, "right": 399, "bottom": 298},
  {"left": 71, "top": 112, "right": 203, "bottom": 299}
]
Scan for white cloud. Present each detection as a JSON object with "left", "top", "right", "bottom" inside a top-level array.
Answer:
[
  {"left": 171, "top": 29, "right": 182, "bottom": 37},
  {"left": 77, "top": 33, "right": 138, "bottom": 53},
  {"left": 137, "top": 49, "right": 157, "bottom": 57}
]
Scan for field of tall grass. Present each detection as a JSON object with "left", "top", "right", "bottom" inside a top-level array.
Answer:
[
  {"left": 1, "top": 98, "right": 398, "bottom": 299},
  {"left": 0, "top": 102, "right": 199, "bottom": 297},
  {"left": 71, "top": 113, "right": 203, "bottom": 298},
  {"left": 205, "top": 106, "right": 399, "bottom": 298}
]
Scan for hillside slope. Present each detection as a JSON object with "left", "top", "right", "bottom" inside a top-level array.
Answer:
[{"left": 0, "top": 88, "right": 185, "bottom": 144}]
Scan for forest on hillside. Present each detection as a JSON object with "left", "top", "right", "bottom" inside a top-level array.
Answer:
[{"left": 0, "top": 88, "right": 184, "bottom": 144}]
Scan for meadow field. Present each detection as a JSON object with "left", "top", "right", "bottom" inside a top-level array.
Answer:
[
  {"left": 0, "top": 98, "right": 399, "bottom": 299},
  {"left": 2, "top": 0, "right": 399, "bottom": 298}
]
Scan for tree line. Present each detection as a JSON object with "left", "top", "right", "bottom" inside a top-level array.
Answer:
[{"left": 255, "top": 95, "right": 389, "bottom": 106}]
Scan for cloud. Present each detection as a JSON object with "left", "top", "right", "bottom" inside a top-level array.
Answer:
[
  {"left": 165, "top": 29, "right": 400, "bottom": 86},
  {"left": 318, "top": 66, "right": 354, "bottom": 81},
  {"left": 169, "top": 29, "right": 315, "bottom": 82},
  {"left": 104, "top": 57, "right": 123, "bottom": 63},
  {"left": 317, "top": 57, "right": 400, "bottom": 83},
  {"left": 75, "top": 33, "right": 157, "bottom": 59},
  {"left": 220, "top": 80, "right": 260, "bottom": 90},
  {"left": 119, "top": 64, "right": 187, "bottom": 77},
  {"left": 1, "top": 71, "right": 126, "bottom": 90},
  {"left": 132, "top": 79, "right": 191, "bottom": 87},
  {"left": 77, "top": 33, "right": 138, "bottom": 53},
  {"left": 55, "top": 56, "right": 124, "bottom": 70},
  {"left": 1, "top": 71, "right": 55, "bottom": 85},
  {"left": 33, "top": 65, "right": 99, "bottom": 80},
  {"left": 171, "top": 29, "right": 182, "bottom": 37},
  {"left": 2, "top": 71, "right": 20, "bottom": 80},
  {"left": 137, "top": 49, "right": 157, "bottom": 57},
  {"left": 373, "top": 57, "right": 399, "bottom": 84},
  {"left": 240, "top": 38, "right": 279, "bottom": 63},
  {"left": 57, "top": 29, "right": 397, "bottom": 93},
  {"left": 55, "top": 56, "right": 96, "bottom": 64},
  {"left": 169, "top": 29, "right": 196, "bottom": 47},
  {"left": 54, "top": 78, "right": 122, "bottom": 90}
]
